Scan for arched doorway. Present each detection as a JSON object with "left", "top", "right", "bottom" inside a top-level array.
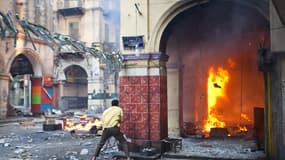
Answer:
[
  {"left": 9, "top": 54, "right": 34, "bottom": 114},
  {"left": 58, "top": 65, "right": 88, "bottom": 111},
  {"left": 161, "top": 0, "right": 269, "bottom": 137},
  {"left": 6, "top": 48, "right": 44, "bottom": 116}
]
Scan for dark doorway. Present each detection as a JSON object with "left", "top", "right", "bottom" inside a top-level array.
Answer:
[
  {"left": 10, "top": 54, "right": 34, "bottom": 76},
  {"left": 9, "top": 54, "right": 34, "bottom": 114}
]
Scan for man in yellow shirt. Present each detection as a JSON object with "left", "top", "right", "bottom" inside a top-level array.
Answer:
[{"left": 92, "top": 99, "right": 130, "bottom": 160}]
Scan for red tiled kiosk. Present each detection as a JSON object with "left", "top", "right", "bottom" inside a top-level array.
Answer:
[
  {"left": 119, "top": 53, "right": 168, "bottom": 141},
  {"left": 31, "top": 77, "right": 54, "bottom": 114}
]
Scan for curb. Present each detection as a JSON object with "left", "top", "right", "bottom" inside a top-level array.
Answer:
[
  {"left": 162, "top": 153, "right": 265, "bottom": 160},
  {"left": 0, "top": 117, "right": 44, "bottom": 125}
]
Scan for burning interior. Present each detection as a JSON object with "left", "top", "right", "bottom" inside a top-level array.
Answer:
[{"left": 164, "top": 1, "right": 269, "bottom": 137}]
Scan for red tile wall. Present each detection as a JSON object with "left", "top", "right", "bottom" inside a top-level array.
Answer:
[{"left": 120, "top": 75, "right": 167, "bottom": 141}]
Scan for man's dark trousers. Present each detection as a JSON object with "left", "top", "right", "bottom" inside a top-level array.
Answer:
[{"left": 94, "top": 126, "right": 129, "bottom": 157}]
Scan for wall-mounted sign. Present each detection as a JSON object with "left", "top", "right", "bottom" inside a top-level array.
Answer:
[
  {"left": 122, "top": 35, "right": 144, "bottom": 50},
  {"left": 43, "top": 76, "right": 53, "bottom": 87}
]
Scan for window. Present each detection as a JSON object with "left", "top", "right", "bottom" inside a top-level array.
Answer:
[
  {"left": 105, "top": 23, "right": 109, "bottom": 42},
  {"left": 64, "top": 0, "right": 69, "bottom": 8},
  {"left": 65, "top": 0, "right": 82, "bottom": 8},
  {"left": 69, "top": 22, "right": 79, "bottom": 40}
]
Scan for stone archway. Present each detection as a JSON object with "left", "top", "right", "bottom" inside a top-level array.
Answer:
[
  {"left": 5, "top": 48, "right": 44, "bottom": 115},
  {"left": 155, "top": 0, "right": 269, "bottom": 136},
  {"left": 149, "top": 0, "right": 269, "bottom": 53},
  {"left": 5, "top": 48, "right": 45, "bottom": 77},
  {"left": 57, "top": 64, "right": 88, "bottom": 111}
]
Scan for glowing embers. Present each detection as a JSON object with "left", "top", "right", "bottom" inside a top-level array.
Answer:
[{"left": 204, "top": 66, "right": 229, "bottom": 133}]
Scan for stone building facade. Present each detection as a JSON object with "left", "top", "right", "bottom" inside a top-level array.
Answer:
[
  {"left": 0, "top": 0, "right": 120, "bottom": 118},
  {"left": 0, "top": 0, "right": 55, "bottom": 118},
  {"left": 53, "top": 0, "right": 120, "bottom": 111}
]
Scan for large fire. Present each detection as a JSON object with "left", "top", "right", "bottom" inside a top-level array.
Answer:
[
  {"left": 204, "top": 66, "right": 229, "bottom": 132},
  {"left": 203, "top": 59, "right": 253, "bottom": 135}
]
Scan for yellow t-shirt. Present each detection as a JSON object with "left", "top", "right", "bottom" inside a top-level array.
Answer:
[{"left": 102, "top": 106, "right": 123, "bottom": 128}]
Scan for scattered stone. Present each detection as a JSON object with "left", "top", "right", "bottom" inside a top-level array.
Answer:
[
  {"left": 36, "top": 131, "right": 44, "bottom": 133},
  {"left": 21, "top": 121, "right": 35, "bottom": 127},
  {"left": 0, "top": 139, "right": 5, "bottom": 143},
  {"left": 4, "top": 143, "right": 10, "bottom": 147},
  {"left": 82, "top": 141, "right": 92, "bottom": 146},
  {"left": 244, "top": 148, "right": 251, "bottom": 152},
  {"left": 48, "top": 155, "right": 57, "bottom": 160},
  {"left": 16, "top": 145, "right": 33, "bottom": 149},
  {"left": 20, "top": 151, "right": 33, "bottom": 159},
  {"left": 80, "top": 148, "right": 89, "bottom": 155},
  {"left": 70, "top": 130, "right": 76, "bottom": 135},
  {"left": 195, "top": 134, "right": 205, "bottom": 139},
  {"left": 65, "top": 151, "right": 78, "bottom": 159},
  {"left": 14, "top": 149, "right": 25, "bottom": 154}
]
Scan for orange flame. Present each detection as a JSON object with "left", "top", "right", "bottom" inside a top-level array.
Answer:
[
  {"left": 238, "top": 125, "right": 248, "bottom": 132},
  {"left": 204, "top": 67, "right": 230, "bottom": 132},
  {"left": 227, "top": 58, "right": 236, "bottom": 68},
  {"left": 64, "top": 115, "right": 102, "bottom": 131},
  {"left": 241, "top": 113, "right": 251, "bottom": 122}
]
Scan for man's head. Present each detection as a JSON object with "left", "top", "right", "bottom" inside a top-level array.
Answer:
[{"left": 111, "top": 99, "right": 119, "bottom": 106}]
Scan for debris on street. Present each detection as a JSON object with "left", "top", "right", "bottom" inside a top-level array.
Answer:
[{"left": 0, "top": 109, "right": 266, "bottom": 160}]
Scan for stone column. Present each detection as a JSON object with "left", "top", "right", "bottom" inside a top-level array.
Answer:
[
  {"left": 57, "top": 80, "right": 65, "bottom": 111},
  {"left": 120, "top": 53, "right": 168, "bottom": 141},
  {"left": 270, "top": 1, "right": 285, "bottom": 159},
  {"left": 0, "top": 73, "right": 10, "bottom": 119}
]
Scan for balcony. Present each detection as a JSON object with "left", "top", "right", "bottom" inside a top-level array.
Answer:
[{"left": 58, "top": 7, "right": 84, "bottom": 17}]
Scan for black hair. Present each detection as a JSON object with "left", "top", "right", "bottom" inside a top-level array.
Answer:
[{"left": 111, "top": 99, "right": 119, "bottom": 106}]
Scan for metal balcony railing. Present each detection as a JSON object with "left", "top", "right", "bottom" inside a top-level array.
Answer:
[{"left": 58, "top": 7, "right": 84, "bottom": 17}]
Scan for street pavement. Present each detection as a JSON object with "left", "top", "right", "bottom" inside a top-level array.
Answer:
[{"left": 0, "top": 116, "right": 266, "bottom": 160}]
